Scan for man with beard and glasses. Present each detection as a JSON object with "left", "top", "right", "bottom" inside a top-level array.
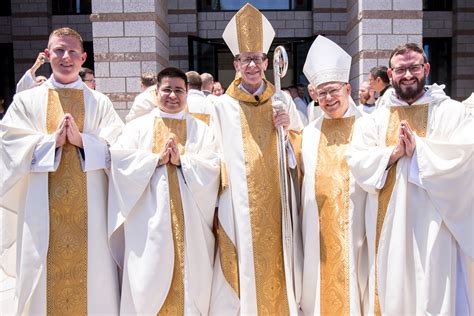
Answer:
[{"left": 346, "top": 42, "right": 474, "bottom": 315}]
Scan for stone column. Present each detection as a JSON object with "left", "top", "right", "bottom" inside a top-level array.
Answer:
[
  {"left": 168, "top": 0, "right": 197, "bottom": 70},
  {"left": 11, "top": 0, "right": 51, "bottom": 81},
  {"left": 91, "top": 0, "right": 169, "bottom": 119},
  {"left": 346, "top": 0, "right": 423, "bottom": 101},
  {"left": 452, "top": 0, "right": 474, "bottom": 101},
  {"left": 313, "top": 0, "right": 348, "bottom": 47}
]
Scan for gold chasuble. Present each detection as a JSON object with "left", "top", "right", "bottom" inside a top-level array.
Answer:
[
  {"left": 374, "top": 104, "right": 428, "bottom": 315},
  {"left": 46, "top": 89, "right": 87, "bottom": 315},
  {"left": 227, "top": 79, "right": 290, "bottom": 315},
  {"left": 316, "top": 117, "right": 355, "bottom": 315},
  {"left": 152, "top": 117, "right": 186, "bottom": 316}
]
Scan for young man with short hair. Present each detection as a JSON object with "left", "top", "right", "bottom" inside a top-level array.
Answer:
[{"left": 1, "top": 27, "right": 123, "bottom": 315}]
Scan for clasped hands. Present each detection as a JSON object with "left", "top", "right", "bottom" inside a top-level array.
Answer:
[
  {"left": 157, "top": 136, "right": 181, "bottom": 167},
  {"left": 55, "top": 113, "right": 83, "bottom": 148},
  {"left": 388, "top": 120, "right": 416, "bottom": 167}
]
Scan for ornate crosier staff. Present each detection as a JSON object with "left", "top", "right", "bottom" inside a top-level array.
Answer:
[{"left": 273, "top": 45, "right": 294, "bottom": 290}]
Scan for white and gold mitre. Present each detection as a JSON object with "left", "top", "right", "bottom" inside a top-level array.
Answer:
[
  {"left": 222, "top": 3, "right": 275, "bottom": 56},
  {"left": 303, "top": 35, "right": 352, "bottom": 87}
]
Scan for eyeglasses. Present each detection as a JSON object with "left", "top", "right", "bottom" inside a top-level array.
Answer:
[
  {"left": 159, "top": 87, "right": 186, "bottom": 96},
  {"left": 84, "top": 79, "right": 96, "bottom": 83},
  {"left": 238, "top": 55, "right": 266, "bottom": 66},
  {"left": 391, "top": 64, "right": 425, "bottom": 76},
  {"left": 316, "top": 83, "right": 346, "bottom": 101}
]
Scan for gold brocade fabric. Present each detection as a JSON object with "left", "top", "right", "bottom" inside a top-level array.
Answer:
[
  {"left": 316, "top": 117, "right": 355, "bottom": 315},
  {"left": 152, "top": 117, "right": 186, "bottom": 316},
  {"left": 216, "top": 220, "right": 240, "bottom": 297},
  {"left": 190, "top": 113, "right": 210, "bottom": 125},
  {"left": 235, "top": 3, "right": 263, "bottom": 54},
  {"left": 46, "top": 88, "right": 88, "bottom": 316},
  {"left": 374, "top": 104, "right": 428, "bottom": 315},
  {"left": 236, "top": 89, "right": 289, "bottom": 315}
]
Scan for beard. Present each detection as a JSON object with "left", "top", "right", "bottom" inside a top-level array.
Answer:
[
  {"left": 393, "top": 75, "right": 426, "bottom": 102},
  {"left": 359, "top": 91, "right": 370, "bottom": 104}
]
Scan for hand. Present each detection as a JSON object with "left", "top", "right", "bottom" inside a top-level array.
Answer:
[
  {"left": 55, "top": 116, "right": 67, "bottom": 148},
  {"left": 157, "top": 138, "right": 172, "bottom": 167},
  {"left": 400, "top": 120, "right": 416, "bottom": 157},
  {"left": 387, "top": 124, "right": 406, "bottom": 167},
  {"left": 32, "top": 52, "right": 46, "bottom": 73},
  {"left": 168, "top": 138, "right": 181, "bottom": 166},
  {"left": 273, "top": 109, "right": 290, "bottom": 133},
  {"left": 65, "top": 113, "right": 83, "bottom": 148}
]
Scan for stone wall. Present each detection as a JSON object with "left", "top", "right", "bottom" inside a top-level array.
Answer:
[{"left": 91, "top": 0, "right": 169, "bottom": 119}]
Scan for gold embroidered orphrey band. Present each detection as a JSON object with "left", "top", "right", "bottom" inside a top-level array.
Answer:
[
  {"left": 46, "top": 88, "right": 88, "bottom": 315},
  {"left": 239, "top": 97, "right": 290, "bottom": 315},
  {"left": 374, "top": 104, "right": 428, "bottom": 315},
  {"left": 153, "top": 117, "right": 187, "bottom": 315},
  {"left": 316, "top": 116, "right": 355, "bottom": 315}
]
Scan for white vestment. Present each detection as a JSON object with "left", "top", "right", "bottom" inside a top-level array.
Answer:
[
  {"left": 307, "top": 100, "right": 323, "bottom": 123},
  {"left": 209, "top": 79, "right": 304, "bottom": 315},
  {"left": 108, "top": 109, "right": 220, "bottom": 315},
  {"left": 293, "top": 96, "right": 309, "bottom": 126},
  {"left": 300, "top": 103, "right": 368, "bottom": 315},
  {"left": 0, "top": 76, "right": 123, "bottom": 314},
  {"left": 346, "top": 84, "right": 474, "bottom": 315},
  {"left": 125, "top": 85, "right": 156, "bottom": 122},
  {"left": 187, "top": 89, "right": 212, "bottom": 114},
  {"left": 16, "top": 69, "right": 36, "bottom": 93}
]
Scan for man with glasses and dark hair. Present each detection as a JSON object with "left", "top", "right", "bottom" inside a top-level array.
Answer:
[
  {"left": 108, "top": 67, "right": 220, "bottom": 314},
  {"left": 209, "top": 3, "right": 303, "bottom": 315},
  {"left": 347, "top": 42, "right": 473, "bottom": 315},
  {"left": 299, "top": 35, "right": 367, "bottom": 316}
]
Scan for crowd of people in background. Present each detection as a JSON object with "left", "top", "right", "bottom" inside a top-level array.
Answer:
[{"left": 1, "top": 2, "right": 473, "bottom": 316}]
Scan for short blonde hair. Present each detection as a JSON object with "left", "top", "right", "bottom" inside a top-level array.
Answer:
[{"left": 48, "top": 27, "right": 84, "bottom": 51}]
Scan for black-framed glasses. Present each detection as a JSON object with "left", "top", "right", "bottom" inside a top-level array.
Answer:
[
  {"left": 316, "top": 83, "right": 346, "bottom": 101},
  {"left": 391, "top": 64, "right": 425, "bottom": 76}
]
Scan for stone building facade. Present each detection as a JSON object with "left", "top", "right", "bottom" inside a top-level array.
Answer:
[{"left": 0, "top": 0, "right": 472, "bottom": 119}]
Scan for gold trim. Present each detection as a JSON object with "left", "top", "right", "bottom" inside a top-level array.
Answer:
[
  {"left": 153, "top": 117, "right": 187, "bottom": 315},
  {"left": 46, "top": 88, "right": 88, "bottom": 315},
  {"left": 316, "top": 117, "right": 355, "bottom": 315},
  {"left": 216, "top": 219, "right": 240, "bottom": 297},
  {"left": 226, "top": 78, "right": 275, "bottom": 106},
  {"left": 235, "top": 3, "right": 263, "bottom": 54},
  {"left": 219, "top": 161, "right": 229, "bottom": 195},
  {"left": 190, "top": 113, "right": 210, "bottom": 125},
  {"left": 374, "top": 104, "right": 428, "bottom": 315},
  {"left": 239, "top": 92, "right": 289, "bottom": 314}
]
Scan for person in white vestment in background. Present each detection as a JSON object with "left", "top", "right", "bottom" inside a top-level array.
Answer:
[
  {"left": 108, "top": 67, "right": 220, "bottom": 315},
  {"left": 209, "top": 4, "right": 304, "bottom": 315},
  {"left": 16, "top": 51, "right": 49, "bottom": 93},
  {"left": 0, "top": 27, "right": 123, "bottom": 315},
  {"left": 346, "top": 43, "right": 474, "bottom": 315},
  {"left": 299, "top": 35, "right": 368, "bottom": 316}
]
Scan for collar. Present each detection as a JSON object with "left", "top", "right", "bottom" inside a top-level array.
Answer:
[
  {"left": 239, "top": 80, "right": 265, "bottom": 95},
  {"left": 45, "top": 75, "right": 84, "bottom": 89},
  {"left": 227, "top": 78, "right": 275, "bottom": 105},
  {"left": 153, "top": 108, "right": 186, "bottom": 120},
  {"left": 188, "top": 89, "right": 205, "bottom": 97}
]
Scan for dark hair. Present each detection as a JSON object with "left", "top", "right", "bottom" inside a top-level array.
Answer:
[
  {"left": 141, "top": 71, "right": 157, "bottom": 87},
  {"left": 185, "top": 71, "right": 201, "bottom": 90},
  {"left": 369, "top": 66, "right": 390, "bottom": 84},
  {"left": 49, "top": 27, "right": 84, "bottom": 52},
  {"left": 389, "top": 43, "right": 428, "bottom": 68},
  {"left": 157, "top": 67, "right": 188, "bottom": 88},
  {"left": 79, "top": 67, "right": 94, "bottom": 80}
]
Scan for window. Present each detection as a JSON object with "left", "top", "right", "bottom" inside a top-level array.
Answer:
[
  {"left": 83, "top": 41, "right": 94, "bottom": 71},
  {"left": 52, "top": 0, "right": 91, "bottom": 15},
  {"left": 0, "top": 0, "right": 11, "bottom": 16},
  {"left": 0, "top": 43, "right": 15, "bottom": 110},
  {"left": 198, "top": 0, "right": 311, "bottom": 11},
  {"left": 423, "top": 0, "right": 452, "bottom": 11},
  {"left": 423, "top": 38, "right": 451, "bottom": 96}
]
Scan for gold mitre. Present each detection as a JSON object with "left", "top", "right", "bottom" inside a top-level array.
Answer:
[{"left": 222, "top": 3, "right": 275, "bottom": 56}]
